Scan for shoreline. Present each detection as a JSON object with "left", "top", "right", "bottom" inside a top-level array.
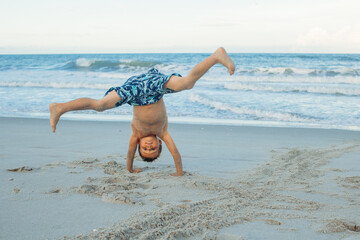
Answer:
[{"left": 1, "top": 114, "right": 360, "bottom": 133}]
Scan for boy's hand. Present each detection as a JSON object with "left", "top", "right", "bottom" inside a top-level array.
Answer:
[
  {"left": 129, "top": 168, "right": 142, "bottom": 173},
  {"left": 171, "top": 171, "right": 185, "bottom": 176}
]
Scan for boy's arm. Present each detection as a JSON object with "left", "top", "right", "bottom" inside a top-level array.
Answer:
[
  {"left": 161, "top": 130, "right": 183, "bottom": 176},
  {"left": 126, "top": 133, "right": 142, "bottom": 173}
]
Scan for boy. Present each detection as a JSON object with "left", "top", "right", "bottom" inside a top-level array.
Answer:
[{"left": 49, "top": 47, "right": 235, "bottom": 176}]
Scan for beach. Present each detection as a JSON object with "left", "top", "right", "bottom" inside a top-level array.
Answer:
[
  {"left": 2, "top": 0, "right": 360, "bottom": 238},
  {"left": 1, "top": 117, "right": 359, "bottom": 239}
]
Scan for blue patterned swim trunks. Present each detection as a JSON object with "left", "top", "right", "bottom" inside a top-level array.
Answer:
[{"left": 105, "top": 68, "right": 182, "bottom": 107}]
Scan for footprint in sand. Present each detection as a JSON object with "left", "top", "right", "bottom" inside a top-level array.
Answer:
[{"left": 138, "top": 183, "right": 153, "bottom": 190}]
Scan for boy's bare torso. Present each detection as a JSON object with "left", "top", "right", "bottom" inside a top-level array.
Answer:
[
  {"left": 129, "top": 97, "right": 182, "bottom": 176},
  {"left": 131, "top": 98, "right": 167, "bottom": 138}
]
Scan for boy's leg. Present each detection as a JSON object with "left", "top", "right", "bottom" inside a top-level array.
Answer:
[
  {"left": 164, "top": 47, "right": 235, "bottom": 92},
  {"left": 49, "top": 90, "right": 120, "bottom": 132}
]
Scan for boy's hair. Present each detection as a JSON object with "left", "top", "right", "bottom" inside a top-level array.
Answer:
[{"left": 138, "top": 144, "right": 162, "bottom": 162}]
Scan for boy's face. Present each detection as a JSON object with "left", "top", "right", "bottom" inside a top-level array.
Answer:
[{"left": 139, "top": 136, "right": 162, "bottom": 159}]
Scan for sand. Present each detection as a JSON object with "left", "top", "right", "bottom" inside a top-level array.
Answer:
[{"left": 1, "top": 117, "right": 360, "bottom": 240}]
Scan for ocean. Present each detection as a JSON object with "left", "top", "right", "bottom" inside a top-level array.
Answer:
[{"left": 0, "top": 53, "right": 359, "bottom": 130}]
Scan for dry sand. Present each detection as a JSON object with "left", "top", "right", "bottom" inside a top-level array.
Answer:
[{"left": 1, "top": 117, "right": 360, "bottom": 240}]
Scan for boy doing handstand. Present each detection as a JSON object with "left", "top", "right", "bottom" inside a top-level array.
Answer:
[{"left": 50, "top": 47, "right": 235, "bottom": 176}]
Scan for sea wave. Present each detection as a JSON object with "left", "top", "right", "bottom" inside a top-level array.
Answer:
[
  {"left": 54, "top": 58, "right": 161, "bottom": 71},
  {"left": 202, "top": 75, "right": 360, "bottom": 86},
  {"left": 235, "top": 67, "right": 360, "bottom": 77},
  {"left": 188, "top": 94, "right": 310, "bottom": 122},
  {"left": 224, "top": 83, "right": 360, "bottom": 96},
  {"left": 0, "top": 81, "right": 111, "bottom": 90}
]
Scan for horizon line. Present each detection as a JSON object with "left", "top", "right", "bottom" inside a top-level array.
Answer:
[{"left": 1, "top": 51, "right": 360, "bottom": 55}]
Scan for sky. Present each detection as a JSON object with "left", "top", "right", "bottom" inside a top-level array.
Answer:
[{"left": 0, "top": 0, "right": 359, "bottom": 54}]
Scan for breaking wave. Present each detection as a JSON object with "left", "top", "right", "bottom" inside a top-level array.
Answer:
[
  {"left": 236, "top": 67, "right": 360, "bottom": 77},
  {"left": 224, "top": 82, "right": 360, "bottom": 96},
  {"left": 188, "top": 94, "right": 311, "bottom": 123},
  {"left": 55, "top": 58, "right": 161, "bottom": 71},
  {"left": 0, "top": 81, "right": 110, "bottom": 90}
]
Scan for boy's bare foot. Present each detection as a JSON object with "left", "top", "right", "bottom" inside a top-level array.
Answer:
[
  {"left": 213, "top": 47, "right": 236, "bottom": 75},
  {"left": 49, "top": 103, "right": 62, "bottom": 133}
]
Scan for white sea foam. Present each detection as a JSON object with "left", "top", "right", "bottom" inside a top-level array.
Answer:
[
  {"left": 154, "top": 64, "right": 190, "bottom": 74},
  {"left": 118, "top": 59, "right": 159, "bottom": 68},
  {"left": 202, "top": 75, "right": 360, "bottom": 85},
  {"left": 235, "top": 67, "right": 360, "bottom": 77},
  {"left": 188, "top": 94, "right": 310, "bottom": 123},
  {"left": 224, "top": 82, "right": 360, "bottom": 96},
  {"left": 119, "top": 59, "right": 133, "bottom": 64},
  {"left": 0, "top": 81, "right": 110, "bottom": 90},
  {"left": 71, "top": 58, "right": 160, "bottom": 71},
  {"left": 95, "top": 72, "right": 133, "bottom": 79},
  {"left": 76, "top": 58, "right": 96, "bottom": 67}
]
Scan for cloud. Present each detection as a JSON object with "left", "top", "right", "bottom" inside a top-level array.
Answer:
[{"left": 295, "top": 27, "right": 360, "bottom": 52}]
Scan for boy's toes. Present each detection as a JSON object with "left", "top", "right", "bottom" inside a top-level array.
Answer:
[{"left": 229, "top": 65, "right": 235, "bottom": 75}]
